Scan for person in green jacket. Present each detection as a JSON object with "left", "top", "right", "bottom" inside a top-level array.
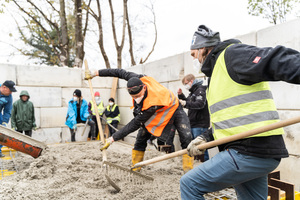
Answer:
[{"left": 11, "top": 90, "right": 36, "bottom": 137}]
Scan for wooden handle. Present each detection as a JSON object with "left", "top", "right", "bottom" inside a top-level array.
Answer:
[
  {"left": 133, "top": 115, "right": 300, "bottom": 169},
  {"left": 84, "top": 60, "right": 107, "bottom": 161}
]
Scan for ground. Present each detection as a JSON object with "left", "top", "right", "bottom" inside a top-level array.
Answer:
[{"left": 0, "top": 141, "right": 237, "bottom": 200}]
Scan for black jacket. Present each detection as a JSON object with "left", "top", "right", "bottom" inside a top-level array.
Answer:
[
  {"left": 98, "top": 69, "right": 162, "bottom": 141},
  {"left": 104, "top": 104, "right": 120, "bottom": 123},
  {"left": 201, "top": 39, "right": 300, "bottom": 159},
  {"left": 178, "top": 80, "right": 210, "bottom": 128}
]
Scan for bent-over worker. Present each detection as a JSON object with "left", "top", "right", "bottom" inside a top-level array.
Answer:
[{"left": 85, "top": 69, "right": 193, "bottom": 172}]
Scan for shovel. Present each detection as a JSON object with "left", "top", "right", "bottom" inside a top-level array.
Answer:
[{"left": 132, "top": 115, "right": 300, "bottom": 169}]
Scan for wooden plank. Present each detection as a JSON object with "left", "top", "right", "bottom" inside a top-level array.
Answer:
[
  {"left": 269, "top": 178, "right": 295, "bottom": 200},
  {"left": 104, "top": 77, "right": 119, "bottom": 138},
  {"left": 268, "top": 185, "right": 280, "bottom": 200},
  {"left": 268, "top": 170, "right": 280, "bottom": 182}
]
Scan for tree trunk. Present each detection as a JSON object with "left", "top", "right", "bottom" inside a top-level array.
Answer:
[
  {"left": 59, "top": 0, "right": 69, "bottom": 67},
  {"left": 74, "top": 0, "right": 85, "bottom": 68}
]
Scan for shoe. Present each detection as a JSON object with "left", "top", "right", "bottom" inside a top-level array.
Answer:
[{"left": 0, "top": 153, "right": 5, "bottom": 158}]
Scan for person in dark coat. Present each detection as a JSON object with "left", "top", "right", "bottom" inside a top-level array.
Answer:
[
  {"left": 11, "top": 90, "right": 36, "bottom": 137},
  {"left": 104, "top": 97, "right": 120, "bottom": 136},
  {"left": 178, "top": 74, "right": 210, "bottom": 161}
]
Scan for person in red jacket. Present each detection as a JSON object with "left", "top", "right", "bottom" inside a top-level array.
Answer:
[{"left": 85, "top": 69, "right": 193, "bottom": 172}]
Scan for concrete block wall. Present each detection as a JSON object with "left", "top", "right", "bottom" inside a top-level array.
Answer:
[{"left": 1, "top": 18, "right": 300, "bottom": 189}]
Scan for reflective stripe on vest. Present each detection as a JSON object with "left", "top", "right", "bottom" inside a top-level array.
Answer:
[
  {"left": 90, "top": 100, "right": 104, "bottom": 115},
  {"left": 106, "top": 104, "right": 120, "bottom": 123},
  {"left": 207, "top": 46, "right": 284, "bottom": 140},
  {"left": 139, "top": 76, "right": 179, "bottom": 137}
]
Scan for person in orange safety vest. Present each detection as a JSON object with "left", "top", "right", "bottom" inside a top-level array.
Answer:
[{"left": 85, "top": 68, "right": 193, "bottom": 172}]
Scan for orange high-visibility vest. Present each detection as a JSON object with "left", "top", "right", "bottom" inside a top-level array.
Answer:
[{"left": 132, "top": 76, "right": 179, "bottom": 137}]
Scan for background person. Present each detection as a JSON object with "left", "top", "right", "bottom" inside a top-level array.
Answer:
[
  {"left": 104, "top": 97, "right": 120, "bottom": 137},
  {"left": 0, "top": 80, "right": 17, "bottom": 157},
  {"left": 180, "top": 24, "right": 299, "bottom": 200},
  {"left": 65, "top": 89, "right": 95, "bottom": 142},
  {"left": 178, "top": 74, "right": 210, "bottom": 161},
  {"left": 11, "top": 90, "right": 36, "bottom": 137},
  {"left": 88, "top": 91, "right": 104, "bottom": 140}
]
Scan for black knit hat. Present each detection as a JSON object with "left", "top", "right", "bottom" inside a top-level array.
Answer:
[
  {"left": 127, "top": 77, "right": 144, "bottom": 95},
  {"left": 190, "top": 25, "right": 220, "bottom": 50},
  {"left": 109, "top": 97, "right": 115, "bottom": 102},
  {"left": 73, "top": 89, "right": 81, "bottom": 97}
]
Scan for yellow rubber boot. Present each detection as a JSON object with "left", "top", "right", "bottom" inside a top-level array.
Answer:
[
  {"left": 131, "top": 149, "right": 145, "bottom": 172},
  {"left": 182, "top": 154, "right": 194, "bottom": 173}
]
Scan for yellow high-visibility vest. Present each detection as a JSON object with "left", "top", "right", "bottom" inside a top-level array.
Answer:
[
  {"left": 106, "top": 104, "right": 120, "bottom": 123},
  {"left": 207, "top": 47, "right": 284, "bottom": 140},
  {"left": 90, "top": 100, "right": 105, "bottom": 116}
]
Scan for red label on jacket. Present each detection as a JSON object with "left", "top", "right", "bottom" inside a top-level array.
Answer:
[{"left": 253, "top": 56, "right": 261, "bottom": 63}]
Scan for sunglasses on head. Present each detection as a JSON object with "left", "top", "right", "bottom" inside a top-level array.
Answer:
[{"left": 127, "top": 84, "right": 144, "bottom": 93}]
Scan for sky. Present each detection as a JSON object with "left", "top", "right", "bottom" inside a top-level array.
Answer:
[{"left": 0, "top": 0, "right": 282, "bottom": 68}]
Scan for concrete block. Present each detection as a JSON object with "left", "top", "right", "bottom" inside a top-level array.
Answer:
[
  {"left": 168, "top": 80, "right": 183, "bottom": 99},
  {"left": 119, "top": 106, "right": 134, "bottom": 125},
  {"left": 40, "top": 107, "right": 68, "bottom": 128},
  {"left": 32, "top": 127, "right": 62, "bottom": 144},
  {"left": 277, "top": 156, "right": 300, "bottom": 191},
  {"left": 0, "top": 64, "right": 17, "bottom": 83},
  {"left": 35, "top": 108, "right": 41, "bottom": 128},
  {"left": 17, "top": 65, "right": 82, "bottom": 87},
  {"left": 278, "top": 110, "right": 300, "bottom": 154},
  {"left": 82, "top": 76, "right": 114, "bottom": 89},
  {"left": 257, "top": 19, "right": 300, "bottom": 50},
  {"left": 235, "top": 31, "right": 257, "bottom": 46},
  {"left": 11, "top": 86, "right": 62, "bottom": 107},
  {"left": 144, "top": 54, "right": 184, "bottom": 82},
  {"left": 117, "top": 88, "right": 133, "bottom": 107},
  {"left": 269, "top": 81, "right": 300, "bottom": 109}
]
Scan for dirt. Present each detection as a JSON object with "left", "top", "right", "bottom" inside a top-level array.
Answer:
[{"left": 0, "top": 141, "right": 187, "bottom": 200}]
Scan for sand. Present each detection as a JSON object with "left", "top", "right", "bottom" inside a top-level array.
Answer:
[{"left": 0, "top": 141, "right": 186, "bottom": 200}]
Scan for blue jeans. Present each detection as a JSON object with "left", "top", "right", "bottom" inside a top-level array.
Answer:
[
  {"left": 180, "top": 149, "right": 280, "bottom": 200},
  {"left": 191, "top": 127, "right": 209, "bottom": 161}
]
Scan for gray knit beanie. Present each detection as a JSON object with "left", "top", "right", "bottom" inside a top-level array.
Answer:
[{"left": 190, "top": 25, "right": 220, "bottom": 50}]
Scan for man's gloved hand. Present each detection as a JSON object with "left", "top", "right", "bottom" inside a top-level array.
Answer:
[
  {"left": 12, "top": 127, "right": 17, "bottom": 131},
  {"left": 33, "top": 126, "right": 37, "bottom": 131},
  {"left": 84, "top": 70, "right": 97, "bottom": 80},
  {"left": 179, "top": 100, "right": 186, "bottom": 107},
  {"left": 73, "top": 124, "right": 77, "bottom": 132},
  {"left": 100, "top": 137, "right": 114, "bottom": 151},
  {"left": 187, "top": 136, "right": 207, "bottom": 157},
  {"left": 1, "top": 122, "right": 8, "bottom": 127}
]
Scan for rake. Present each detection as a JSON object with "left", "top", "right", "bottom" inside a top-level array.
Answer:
[{"left": 84, "top": 60, "right": 154, "bottom": 192}]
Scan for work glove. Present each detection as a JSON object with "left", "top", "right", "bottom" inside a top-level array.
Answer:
[
  {"left": 187, "top": 136, "right": 207, "bottom": 157},
  {"left": 100, "top": 137, "right": 114, "bottom": 151},
  {"left": 73, "top": 124, "right": 77, "bottom": 132},
  {"left": 179, "top": 100, "right": 186, "bottom": 107},
  {"left": 1, "top": 122, "right": 8, "bottom": 127},
  {"left": 84, "top": 69, "right": 97, "bottom": 80},
  {"left": 33, "top": 126, "right": 37, "bottom": 131},
  {"left": 12, "top": 127, "right": 17, "bottom": 131}
]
